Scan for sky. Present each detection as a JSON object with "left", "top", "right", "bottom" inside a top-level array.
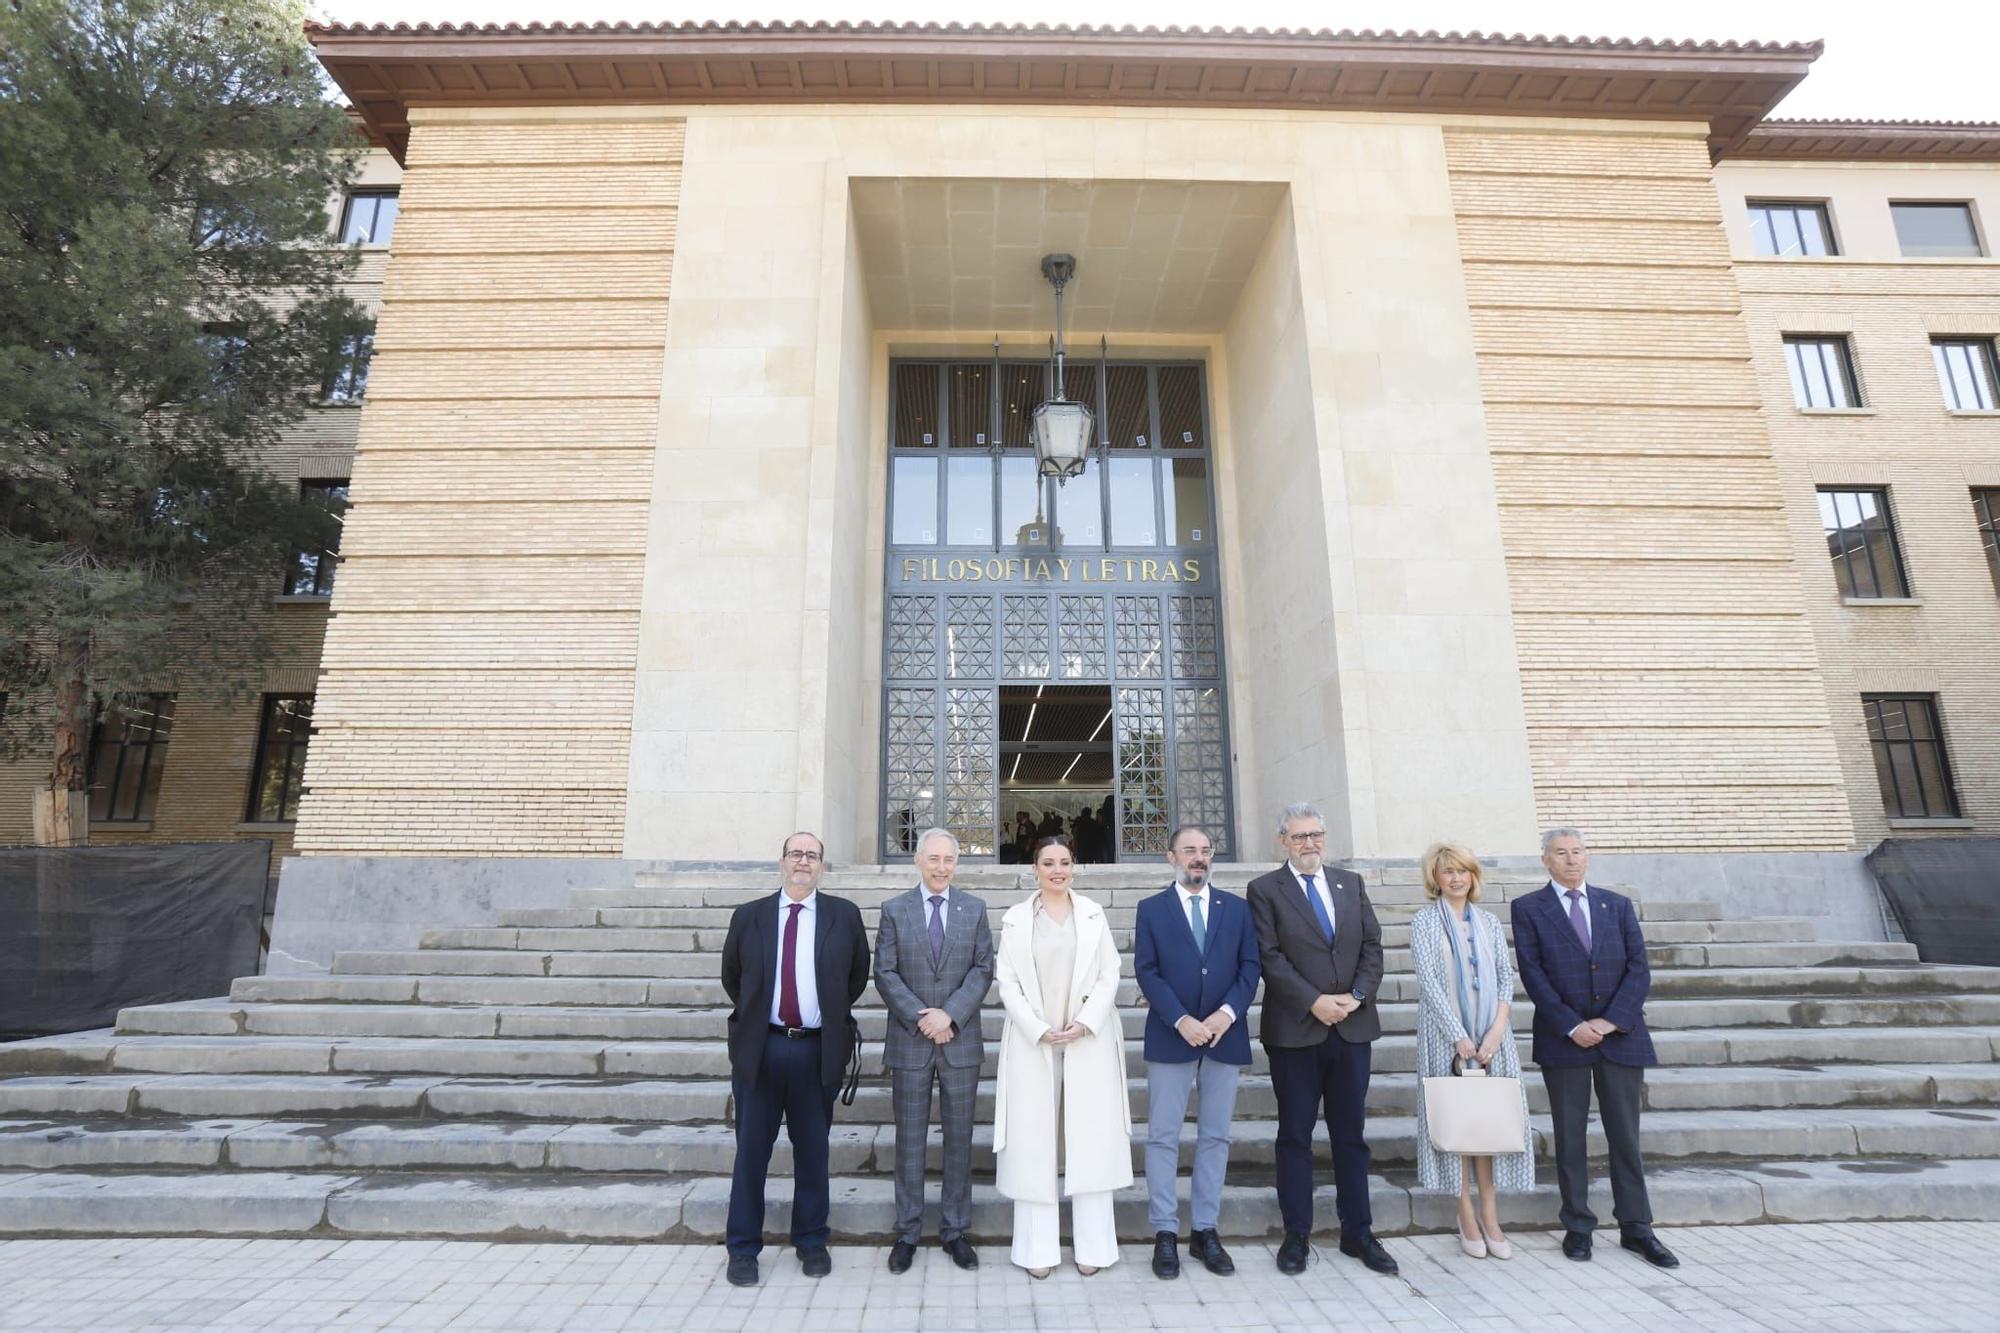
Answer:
[{"left": 307, "top": 0, "right": 1999, "bottom": 123}]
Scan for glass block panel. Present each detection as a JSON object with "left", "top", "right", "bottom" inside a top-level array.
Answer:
[
  {"left": 883, "top": 687, "right": 937, "bottom": 858},
  {"left": 1114, "top": 595, "right": 1164, "bottom": 678},
  {"left": 891, "top": 456, "right": 939, "bottom": 545},
  {"left": 949, "top": 363, "right": 994, "bottom": 448},
  {"left": 1170, "top": 596, "right": 1220, "bottom": 678},
  {"left": 945, "top": 456, "right": 994, "bottom": 545},
  {"left": 1003, "top": 594, "right": 1052, "bottom": 679},
  {"left": 887, "top": 594, "right": 937, "bottom": 679},
  {"left": 998, "top": 363, "right": 1043, "bottom": 447},
  {"left": 1165, "top": 458, "right": 1212, "bottom": 545},
  {"left": 1104, "top": 364, "right": 1150, "bottom": 447},
  {"left": 944, "top": 594, "right": 994, "bottom": 679},
  {"left": 1058, "top": 595, "right": 1107, "bottom": 680},
  {"left": 1173, "top": 685, "right": 1230, "bottom": 856},
  {"left": 1107, "top": 457, "right": 1157, "bottom": 546},
  {"left": 1157, "top": 365, "right": 1204, "bottom": 448},
  {"left": 944, "top": 687, "right": 997, "bottom": 856},
  {"left": 999, "top": 456, "right": 1048, "bottom": 547},
  {"left": 1116, "top": 686, "right": 1168, "bottom": 856},
  {"left": 894, "top": 363, "right": 939, "bottom": 446},
  {"left": 1053, "top": 457, "right": 1102, "bottom": 548}
]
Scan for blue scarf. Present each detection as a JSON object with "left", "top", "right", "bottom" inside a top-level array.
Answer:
[{"left": 1438, "top": 900, "right": 1498, "bottom": 1052}]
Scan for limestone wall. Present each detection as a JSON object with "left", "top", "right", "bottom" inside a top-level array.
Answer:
[{"left": 1443, "top": 127, "right": 1856, "bottom": 852}]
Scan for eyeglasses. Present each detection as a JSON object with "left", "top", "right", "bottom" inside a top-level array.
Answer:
[
  {"left": 782, "top": 849, "right": 824, "bottom": 863},
  {"left": 1284, "top": 830, "right": 1327, "bottom": 844}
]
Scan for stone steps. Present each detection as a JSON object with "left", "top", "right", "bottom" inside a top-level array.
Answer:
[
  {"left": 2, "top": 1159, "right": 1998, "bottom": 1241},
  {"left": 4, "top": 1105, "right": 1994, "bottom": 1176}
]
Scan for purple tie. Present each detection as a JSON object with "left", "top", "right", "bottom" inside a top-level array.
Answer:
[
  {"left": 1566, "top": 889, "right": 1592, "bottom": 953},
  {"left": 779, "top": 902, "right": 803, "bottom": 1029},
  {"left": 927, "top": 894, "right": 946, "bottom": 968}
]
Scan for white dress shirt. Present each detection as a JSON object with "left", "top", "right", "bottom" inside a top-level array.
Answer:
[
  {"left": 1174, "top": 881, "right": 1234, "bottom": 1020},
  {"left": 1287, "top": 863, "right": 1338, "bottom": 939},
  {"left": 768, "top": 890, "right": 822, "bottom": 1029}
]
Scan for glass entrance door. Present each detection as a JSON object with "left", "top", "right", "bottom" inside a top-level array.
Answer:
[{"left": 879, "top": 357, "right": 1235, "bottom": 862}]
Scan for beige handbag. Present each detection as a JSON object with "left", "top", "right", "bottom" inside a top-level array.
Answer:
[{"left": 1421, "top": 1059, "right": 1526, "bottom": 1155}]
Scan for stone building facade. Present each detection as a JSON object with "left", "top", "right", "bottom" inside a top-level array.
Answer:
[{"left": 6, "top": 25, "right": 1995, "bottom": 945}]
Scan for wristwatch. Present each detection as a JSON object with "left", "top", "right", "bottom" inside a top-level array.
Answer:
[{"left": 1350, "top": 986, "right": 1368, "bottom": 1005}]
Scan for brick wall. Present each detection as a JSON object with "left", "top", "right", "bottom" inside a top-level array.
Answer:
[
  {"left": 289, "top": 111, "right": 682, "bottom": 857},
  {"left": 1442, "top": 126, "right": 1856, "bottom": 852}
]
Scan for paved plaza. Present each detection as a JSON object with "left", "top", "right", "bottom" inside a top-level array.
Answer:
[{"left": 0, "top": 1221, "right": 1994, "bottom": 1331}]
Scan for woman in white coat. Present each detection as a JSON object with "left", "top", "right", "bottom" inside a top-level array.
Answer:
[{"left": 993, "top": 835, "right": 1132, "bottom": 1277}]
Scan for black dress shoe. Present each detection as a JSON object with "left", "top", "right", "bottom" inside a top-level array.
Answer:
[
  {"left": 1151, "top": 1231, "right": 1181, "bottom": 1279},
  {"left": 1621, "top": 1234, "right": 1680, "bottom": 1268},
  {"left": 1562, "top": 1230, "right": 1593, "bottom": 1262},
  {"left": 798, "top": 1246, "right": 832, "bottom": 1278},
  {"left": 887, "top": 1239, "right": 916, "bottom": 1274},
  {"left": 1338, "top": 1233, "right": 1400, "bottom": 1276},
  {"left": 1189, "top": 1229, "right": 1235, "bottom": 1276},
  {"left": 943, "top": 1236, "right": 979, "bottom": 1270},
  {"left": 1275, "top": 1231, "right": 1310, "bottom": 1274},
  {"left": 725, "top": 1254, "right": 759, "bottom": 1286}
]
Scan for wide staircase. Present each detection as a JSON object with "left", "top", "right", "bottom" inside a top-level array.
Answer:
[{"left": 2, "top": 864, "right": 1997, "bottom": 1241}]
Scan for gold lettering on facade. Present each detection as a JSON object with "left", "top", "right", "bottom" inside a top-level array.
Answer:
[
  {"left": 986, "top": 558, "right": 1005, "bottom": 580},
  {"left": 1101, "top": 559, "right": 1116, "bottom": 582},
  {"left": 1182, "top": 557, "right": 1200, "bottom": 581},
  {"left": 1057, "top": 559, "right": 1073, "bottom": 580},
  {"left": 1163, "top": 560, "right": 1182, "bottom": 582},
  {"left": 1140, "top": 559, "right": 1160, "bottom": 581},
  {"left": 903, "top": 558, "right": 921, "bottom": 581},
  {"left": 896, "top": 554, "right": 1206, "bottom": 584}
]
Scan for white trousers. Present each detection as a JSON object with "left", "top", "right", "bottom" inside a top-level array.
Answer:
[{"left": 1010, "top": 1189, "right": 1120, "bottom": 1270}]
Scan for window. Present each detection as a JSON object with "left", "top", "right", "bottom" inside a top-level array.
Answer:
[
  {"left": 1784, "top": 336, "right": 1862, "bottom": 409},
  {"left": 1974, "top": 489, "right": 2000, "bottom": 597},
  {"left": 284, "top": 480, "right": 350, "bottom": 596},
  {"left": 195, "top": 204, "right": 268, "bottom": 248},
  {"left": 1863, "top": 695, "right": 1961, "bottom": 820},
  {"left": 1747, "top": 200, "right": 1836, "bottom": 257},
  {"left": 246, "top": 695, "right": 314, "bottom": 822},
  {"left": 1891, "top": 202, "right": 1984, "bottom": 258},
  {"left": 338, "top": 190, "right": 399, "bottom": 246},
  {"left": 1934, "top": 338, "right": 2000, "bottom": 411},
  {"left": 1818, "top": 488, "right": 1910, "bottom": 599},
  {"left": 87, "top": 693, "right": 176, "bottom": 823},
  {"left": 323, "top": 329, "right": 373, "bottom": 403}
]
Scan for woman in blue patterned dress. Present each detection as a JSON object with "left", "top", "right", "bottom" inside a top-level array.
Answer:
[{"left": 1410, "top": 841, "right": 1534, "bottom": 1259}]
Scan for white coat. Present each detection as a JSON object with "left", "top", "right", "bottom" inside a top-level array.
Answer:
[{"left": 991, "top": 889, "right": 1134, "bottom": 1204}]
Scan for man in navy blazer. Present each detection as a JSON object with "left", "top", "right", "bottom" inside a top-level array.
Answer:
[
  {"left": 1512, "top": 827, "right": 1678, "bottom": 1269},
  {"left": 1135, "top": 825, "right": 1261, "bottom": 1280}
]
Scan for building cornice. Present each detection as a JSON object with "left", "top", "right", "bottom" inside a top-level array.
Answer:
[
  {"left": 1735, "top": 119, "right": 2000, "bottom": 164},
  {"left": 305, "top": 21, "right": 1819, "bottom": 163}
]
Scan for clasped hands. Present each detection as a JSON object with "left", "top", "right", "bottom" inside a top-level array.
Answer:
[
  {"left": 1568, "top": 1017, "right": 1618, "bottom": 1048},
  {"left": 1310, "top": 992, "right": 1361, "bottom": 1026},
  {"left": 1039, "top": 1019, "right": 1092, "bottom": 1045},
  {"left": 1174, "top": 1009, "right": 1235, "bottom": 1048},
  {"left": 915, "top": 1008, "right": 955, "bottom": 1044},
  {"left": 1454, "top": 1033, "right": 1503, "bottom": 1066}
]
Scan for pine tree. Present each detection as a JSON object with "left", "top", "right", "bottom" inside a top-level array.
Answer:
[{"left": 0, "top": 0, "right": 365, "bottom": 842}]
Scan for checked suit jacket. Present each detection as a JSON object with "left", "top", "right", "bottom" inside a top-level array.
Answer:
[
  {"left": 1512, "top": 881, "right": 1658, "bottom": 1070},
  {"left": 873, "top": 886, "right": 995, "bottom": 1071}
]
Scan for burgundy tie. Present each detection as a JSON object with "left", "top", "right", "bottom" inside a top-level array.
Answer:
[
  {"left": 779, "top": 901, "right": 804, "bottom": 1029},
  {"left": 1566, "top": 889, "right": 1592, "bottom": 952}
]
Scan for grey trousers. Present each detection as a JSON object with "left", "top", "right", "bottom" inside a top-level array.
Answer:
[
  {"left": 890, "top": 1058, "right": 979, "bottom": 1244},
  {"left": 1145, "top": 1056, "right": 1242, "bottom": 1234},
  {"left": 1543, "top": 1060, "right": 1654, "bottom": 1239}
]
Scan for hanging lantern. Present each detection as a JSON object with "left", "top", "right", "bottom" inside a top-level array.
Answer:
[{"left": 1028, "top": 253, "right": 1096, "bottom": 484}]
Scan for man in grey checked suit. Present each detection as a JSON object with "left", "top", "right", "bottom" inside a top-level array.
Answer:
[{"left": 874, "top": 827, "right": 995, "bottom": 1273}]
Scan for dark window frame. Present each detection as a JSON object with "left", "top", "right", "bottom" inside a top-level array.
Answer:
[
  {"left": 1862, "top": 694, "right": 1962, "bottom": 820},
  {"left": 1933, "top": 337, "right": 2000, "bottom": 412},
  {"left": 87, "top": 693, "right": 176, "bottom": 823},
  {"left": 1818, "top": 487, "right": 1912, "bottom": 600},
  {"left": 283, "top": 479, "right": 350, "bottom": 597},
  {"left": 1746, "top": 199, "right": 1838, "bottom": 257},
  {"left": 322, "top": 329, "right": 374, "bottom": 403},
  {"left": 246, "top": 694, "right": 314, "bottom": 823},
  {"left": 1974, "top": 488, "right": 2000, "bottom": 598},
  {"left": 1783, "top": 335, "right": 1863, "bottom": 409},
  {"left": 338, "top": 189, "right": 400, "bottom": 246},
  {"left": 1890, "top": 201, "right": 1985, "bottom": 258}
]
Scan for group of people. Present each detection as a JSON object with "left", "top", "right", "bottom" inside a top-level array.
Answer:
[
  {"left": 718, "top": 808, "right": 1679, "bottom": 1286},
  {"left": 1000, "top": 800, "right": 1118, "bottom": 865}
]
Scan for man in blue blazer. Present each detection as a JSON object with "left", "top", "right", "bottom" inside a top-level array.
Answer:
[
  {"left": 1135, "top": 825, "right": 1261, "bottom": 1280},
  {"left": 1512, "top": 827, "right": 1678, "bottom": 1269}
]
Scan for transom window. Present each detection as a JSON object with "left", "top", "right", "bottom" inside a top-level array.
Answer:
[
  {"left": 338, "top": 190, "right": 400, "bottom": 246},
  {"left": 1891, "top": 202, "right": 1984, "bottom": 258},
  {"left": 1783, "top": 336, "right": 1862, "bottom": 410},
  {"left": 1818, "top": 488, "right": 1910, "bottom": 600},
  {"left": 1862, "top": 694, "right": 1961, "bottom": 820},
  {"left": 87, "top": 693, "right": 176, "bottom": 823},
  {"left": 1747, "top": 200, "right": 1836, "bottom": 257},
  {"left": 1933, "top": 338, "right": 1999, "bottom": 411},
  {"left": 247, "top": 695, "right": 314, "bottom": 823}
]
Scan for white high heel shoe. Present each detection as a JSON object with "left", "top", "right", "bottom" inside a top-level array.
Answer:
[
  {"left": 1458, "top": 1228, "right": 1487, "bottom": 1259},
  {"left": 1480, "top": 1222, "right": 1513, "bottom": 1261}
]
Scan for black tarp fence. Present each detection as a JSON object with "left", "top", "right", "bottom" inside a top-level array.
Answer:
[
  {"left": 0, "top": 839, "right": 270, "bottom": 1039},
  {"left": 1865, "top": 836, "right": 2000, "bottom": 966}
]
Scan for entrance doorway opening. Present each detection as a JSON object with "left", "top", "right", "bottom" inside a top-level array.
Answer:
[{"left": 999, "top": 684, "right": 1114, "bottom": 864}]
